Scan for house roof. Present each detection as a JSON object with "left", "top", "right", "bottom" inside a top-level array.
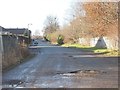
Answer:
[
  {"left": 4, "top": 28, "right": 28, "bottom": 35},
  {"left": 1, "top": 26, "right": 31, "bottom": 36}
]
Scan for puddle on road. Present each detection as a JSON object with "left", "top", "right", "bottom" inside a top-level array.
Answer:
[
  {"left": 33, "top": 70, "right": 104, "bottom": 88},
  {"left": 2, "top": 79, "right": 24, "bottom": 88},
  {"left": 2, "top": 70, "right": 107, "bottom": 88}
]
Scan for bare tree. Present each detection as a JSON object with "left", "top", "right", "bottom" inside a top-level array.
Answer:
[
  {"left": 44, "top": 1, "right": 118, "bottom": 45},
  {"left": 43, "top": 15, "right": 60, "bottom": 35}
]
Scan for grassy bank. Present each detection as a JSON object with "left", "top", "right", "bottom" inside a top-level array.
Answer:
[
  {"left": 3, "top": 54, "right": 36, "bottom": 73},
  {"left": 62, "top": 43, "right": 120, "bottom": 57}
]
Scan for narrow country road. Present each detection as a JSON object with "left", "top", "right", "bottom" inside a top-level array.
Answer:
[{"left": 2, "top": 39, "right": 118, "bottom": 88}]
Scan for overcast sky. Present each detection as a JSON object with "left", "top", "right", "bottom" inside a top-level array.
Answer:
[{"left": 0, "top": 0, "right": 75, "bottom": 35}]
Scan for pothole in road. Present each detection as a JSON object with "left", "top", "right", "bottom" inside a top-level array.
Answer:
[
  {"left": 2, "top": 79, "right": 24, "bottom": 87},
  {"left": 56, "top": 70, "right": 106, "bottom": 77}
]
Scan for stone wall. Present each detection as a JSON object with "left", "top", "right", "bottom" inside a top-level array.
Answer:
[
  {"left": 79, "top": 37, "right": 118, "bottom": 50},
  {"left": 79, "top": 38, "right": 91, "bottom": 46},
  {"left": 0, "top": 26, "right": 30, "bottom": 70}
]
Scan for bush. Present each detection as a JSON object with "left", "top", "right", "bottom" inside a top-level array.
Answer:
[{"left": 57, "top": 35, "right": 64, "bottom": 45}]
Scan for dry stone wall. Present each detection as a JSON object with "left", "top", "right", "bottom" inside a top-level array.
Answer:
[{"left": 0, "top": 26, "right": 30, "bottom": 70}]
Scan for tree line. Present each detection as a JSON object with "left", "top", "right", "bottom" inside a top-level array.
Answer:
[{"left": 42, "top": 1, "right": 118, "bottom": 45}]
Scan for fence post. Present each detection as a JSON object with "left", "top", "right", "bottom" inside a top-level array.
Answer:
[{"left": 0, "top": 26, "right": 3, "bottom": 88}]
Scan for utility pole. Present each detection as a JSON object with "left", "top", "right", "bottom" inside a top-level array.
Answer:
[{"left": 27, "top": 23, "right": 32, "bottom": 45}]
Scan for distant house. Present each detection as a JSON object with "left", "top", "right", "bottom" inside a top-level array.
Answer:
[
  {"left": 1, "top": 26, "right": 31, "bottom": 45},
  {"left": 4, "top": 28, "right": 31, "bottom": 36}
]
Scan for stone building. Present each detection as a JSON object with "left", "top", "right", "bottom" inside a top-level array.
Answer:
[{"left": 3, "top": 27, "right": 31, "bottom": 45}]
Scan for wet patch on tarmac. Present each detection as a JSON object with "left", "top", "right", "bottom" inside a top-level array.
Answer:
[
  {"left": 2, "top": 79, "right": 24, "bottom": 88},
  {"left": 29, "top": 48, "right": 41, "bottom": 54}
]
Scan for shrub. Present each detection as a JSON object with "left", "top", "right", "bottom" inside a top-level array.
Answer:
[{"left": 57, "top": 35, "right": 64, "bottom": 45}]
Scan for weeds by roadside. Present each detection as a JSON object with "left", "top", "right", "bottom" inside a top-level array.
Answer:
[{"left": 2, "top": 54, "right": 36, "bottom": 73}]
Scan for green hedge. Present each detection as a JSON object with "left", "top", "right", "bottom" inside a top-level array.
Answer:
[{"left": 57, "top": 35, "right": 64, "bottom": 45}]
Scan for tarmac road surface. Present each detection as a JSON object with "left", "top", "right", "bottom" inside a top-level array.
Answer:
[{"left": 2, "top": 39, "right": 118, "bottom": 88}]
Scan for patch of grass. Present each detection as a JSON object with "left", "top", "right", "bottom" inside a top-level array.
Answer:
[
  {"left": 62, "top": 43, "right": 120, "bottom": 56},
  {"left": 62, "top": 43, "right": 94, "bottom": 51},
  {"left": 99, "top": 50, "right": 120, "bottom": 56}
]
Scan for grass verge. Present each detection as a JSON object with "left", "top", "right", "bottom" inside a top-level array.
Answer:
[{"left": 62, "top": 43, "right": 120, "bottom": 57}]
